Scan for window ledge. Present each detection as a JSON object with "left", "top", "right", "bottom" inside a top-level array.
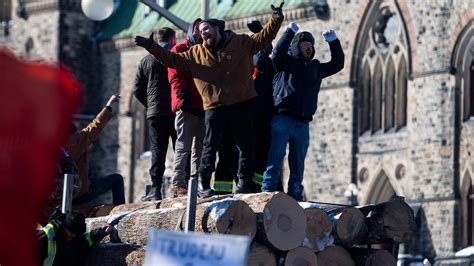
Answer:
[{"left": 359, "top": 126, "right": 407, "bottom": 142}]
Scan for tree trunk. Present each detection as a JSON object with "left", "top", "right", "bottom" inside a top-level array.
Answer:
[
  {"left": 358, "top": 199, "right": 416, "bottom": 244},
  {"left": 234, "top": 192, "right": 306, "bottom": 251},
  {"left": 158, "top": 194, "right": 233, "bottom": 209},
  {"left": 191, "top": 198, "right": 257, "bottom": 239},
  {"left": 330, "top": 207, "right": 367, "bottom": 246},
  {"left": 87, "top": 208, "right": 186, "bottom": 245},
  {"left": 317, "top": 246, "right": 355, "bottom": 266},
  {"left": 247, "top": 242, "right": 277, "bottom": 266},
  {"left": 87, "top": 243, "right": 145, "bottom": 266},
  {"left": 348, "top": 247, "right": 396, "bottom": 266},
  {"left": 74, "top": 204, "right": 115, "bottom": 217},
  {"left": 298, "top": 202, "right": 334, "bottom": 252},
  {"left": 284, "top": 247, "right": 317, "bottom": 266},
  {"left": 110, "top": 202, "right": 157, "bottom": 215}
]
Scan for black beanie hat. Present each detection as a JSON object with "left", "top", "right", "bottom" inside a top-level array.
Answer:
[
  {"left": 64, "top": 212, "right": 86, "bottom": 236},
  {"left": 247, "top": 20, "right": 263, "bottom": 33},
  {"left": 201, "top": 18, "right": 225, "bottom": 33}
]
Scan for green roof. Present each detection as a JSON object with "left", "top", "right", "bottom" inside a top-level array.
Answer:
[{"left": 98, "top": 0, "right": 316, "bottom": 40}]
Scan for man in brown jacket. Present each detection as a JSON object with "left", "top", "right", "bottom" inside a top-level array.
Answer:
[
  {"left": 135, "top": 3, "right": 285, "bottom": 197},
  {"left": 68, "top": 94, "right": 125, "bottom": 205}
]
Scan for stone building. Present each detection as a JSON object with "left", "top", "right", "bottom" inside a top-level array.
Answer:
[{"left": 0, "top": 0, "right": 472, "bottom": 264}]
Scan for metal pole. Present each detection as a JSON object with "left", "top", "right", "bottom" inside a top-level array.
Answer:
[
  {"left": 185, "top": 178, "right": 198, "bottom": 232},
  {"left": 140, "top": 0, "right": 190, "bottom": 31},
  {"left": 62, "top": 174, "right": 73, "bottom": 213},
  {"left": 201, "top": 0, "right": 209, "bottom": 19}
]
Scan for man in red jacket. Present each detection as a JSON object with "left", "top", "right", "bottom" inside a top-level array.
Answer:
[{"left": 167, "top": 19, "right": 205, "bottom": 197}]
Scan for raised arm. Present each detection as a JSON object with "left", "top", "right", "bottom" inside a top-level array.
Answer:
[
  {"left": 320, "top": 29, "right": 345, "bottom": 78},
  {"left": 135, "top": 33, "right": 195, "bottom": 71},
  {"left": 73, "top": 94, "right": 119, "bottom": 153},
  {"left": 272, "top": 23, "right": 298, "bottom": 71},
  {"left": 248, "top": 2, "right": 285, "bottom": 53}
]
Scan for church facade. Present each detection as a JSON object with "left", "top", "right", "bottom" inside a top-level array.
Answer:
[{"left": 1, "top": 0, "right": 472, "bottom": 263}]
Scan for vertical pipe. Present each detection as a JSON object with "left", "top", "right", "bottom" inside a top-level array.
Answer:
[
  {"left": 201, "top": 0, "right": 209, "bottom": 19},
  {"left": 62, "top": 174, "right": 73, "bottom": 213}
]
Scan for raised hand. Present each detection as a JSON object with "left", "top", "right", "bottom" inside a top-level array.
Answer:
[
  {"left": 288, "top": 22, "right": 299, "bottom": 32},
  {"left": 134, "top": 33, "right": 155, "bottom": 50},
  {"left": 322, "top": 29, "right": 337, "bottom": 42},
  {"left": 271, "top": 2, "right": 285, "bottom": 20},
  {"left": 106, "top": 94, "right": 120, "bottom": 107}
]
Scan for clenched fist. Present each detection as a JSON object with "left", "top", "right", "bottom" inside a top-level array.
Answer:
[{"left": 271, "top": 2, "right": 285, "bottom": 20}]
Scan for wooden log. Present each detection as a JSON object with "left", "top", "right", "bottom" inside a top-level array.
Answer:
[
  {"left": 87, "top": 243, "right": 145, "bottom": 266},
  {"left": 330, "top": 207, "right": 367, "bottom": 246},
  {"left": 87, "top": 208, "right": 187, "bottom": 245},
  {"left": 317, "top": 246, "right": 355, "bottom": 266},
  {"left": 108, "top": 194, "right": 234, "bottom": 215},
  {"left": 158, "top": 194, "right": 233, "bottom": 209},
  {"left": 284, "top": 247, "right": 317, "bottom": 266},
  {"left": 193, "top": 198, "right": 257, "bottom": 239},
  {"left": 73, "top": 204, "right": 115, "bottom": 217},
  {"left": 247, "top": 242, "right": 277, "bottom": 266},
  {"left": 234, "top": 192, "right": 306, "bottom": 251},
  {"left": 109, "top": 202, "right": 157, "bottom": 215},
  {"left": 358, "top": 199, "right": 416, "bottom": 244},
  {"left": 298, "top": 202, "right": 334, "bottom": 252},
  {"left": 348, "top": 247, "right": 396, "bottom": 266}
]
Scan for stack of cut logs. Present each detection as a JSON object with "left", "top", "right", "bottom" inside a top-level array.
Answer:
[{"left": 84, "top": 192, "right": 416, "bottom": 266}]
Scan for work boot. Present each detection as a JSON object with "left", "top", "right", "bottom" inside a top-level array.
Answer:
[
  {"left": 141, "top": 181, "right": 162, "bottom": 201},
  {"left": 236, "top": 178, "right": 259, "bottom": 194},
  {"left": 197, "top": 172, "right": 214, "bottom": 198}
]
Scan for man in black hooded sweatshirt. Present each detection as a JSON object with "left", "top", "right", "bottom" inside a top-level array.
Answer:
[{"left": 261, "top": 22, "right": 344, "bottom": 201}]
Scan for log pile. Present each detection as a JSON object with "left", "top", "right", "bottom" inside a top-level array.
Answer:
[{"left": 85, "top": 192, "right": 415, "bottom": 266}]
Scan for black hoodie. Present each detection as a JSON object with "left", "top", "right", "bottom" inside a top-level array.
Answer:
[{"left": 272, "top": 28, "right": 344, "bottom": 121}]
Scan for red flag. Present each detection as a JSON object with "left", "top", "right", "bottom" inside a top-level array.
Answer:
[{"left": 0, "top": 48, "right": 82, "bottom": 266}]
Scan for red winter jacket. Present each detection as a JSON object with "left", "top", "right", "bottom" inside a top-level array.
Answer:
[{"left": 168, "top": 39, "right": 203, "bottom": 113}]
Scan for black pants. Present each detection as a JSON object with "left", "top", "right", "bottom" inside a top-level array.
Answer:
[
  {"left": 199, "top": 100, "right": 255, "bottom": 181},
  {"left": 148, "top": 115, "right": 176, "bottom": 184}
]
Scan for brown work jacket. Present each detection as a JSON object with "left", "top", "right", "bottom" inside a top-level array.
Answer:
[
  {"left": 148, "top": 16, "right": 283, "bottom": 110},
  {"left": 66, "top": 107, "right": 112, "bottom": 197}
]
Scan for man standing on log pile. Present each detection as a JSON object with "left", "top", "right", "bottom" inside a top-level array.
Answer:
[
  {"left": 134, "top": 2, "right": 285, "bottom": 198},
  {"left": 134, "top": 28, "right": 178, "bottom": 201},
  {"left": 167, "top": 19, "right": 206, "bottom": 198},
  {"left": 261, "top": 22, "right": 345, "bottom": 201}
]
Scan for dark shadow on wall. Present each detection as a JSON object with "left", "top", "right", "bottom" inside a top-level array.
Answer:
[{"left": 398, "top": 206, "right": 436, "bottom": 265}]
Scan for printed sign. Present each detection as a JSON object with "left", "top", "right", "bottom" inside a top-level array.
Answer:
[{"left": 144, "top": 229, "right": 251, "bottom": 266}]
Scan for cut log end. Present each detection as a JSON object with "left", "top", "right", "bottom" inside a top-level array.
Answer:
[
  {"left": 247, "top": 242, "right": 277, "bottom": 266},
  {"left": 317, "top": 246, "right": 355, "bottom": 266},
  {"left": 302, "top": 207, "right": 333, "bottom": 251},
  {"left": 284, "top": 247, "right": 318, "bottom": 266},
  {"left": 365, "top": 250, "right": 397, "bottom": 266},
  {"left": 263, "top": 192, "right": 306, "bottom": 251},
  {"left": 334, "top": 207, "right": 367, "bottom": 246},
  {"left": 203, "top": 199, "right": 257, "bottom": 239},
  {"left": 381, "top": 201, "right": 416, "bottom": 243}
]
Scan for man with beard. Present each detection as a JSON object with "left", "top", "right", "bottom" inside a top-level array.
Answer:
[
  {"left": 135, "top": 3, "right": 285, "bottom": 197},
  {"left": 261, "top": 22, "right": 344, "bottom": 201},
  {"left": 168, "top": 19, "right": 205, "bottom": 197}
]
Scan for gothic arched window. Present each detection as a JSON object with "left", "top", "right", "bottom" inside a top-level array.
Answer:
[{"left": 353, "top": 1, "right": 411, "bottom": 136}]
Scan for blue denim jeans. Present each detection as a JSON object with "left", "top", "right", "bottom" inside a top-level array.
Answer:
[
  {"left": 262, "top": 115, "right": 309, "bottom": 201},
  {"left": 74, "top": 173, "right": 125, "bottom": 205}
]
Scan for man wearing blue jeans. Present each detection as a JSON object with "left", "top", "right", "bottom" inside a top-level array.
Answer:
[{"left": 261, "top": 22, "right": 344, "bottom": 201}]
